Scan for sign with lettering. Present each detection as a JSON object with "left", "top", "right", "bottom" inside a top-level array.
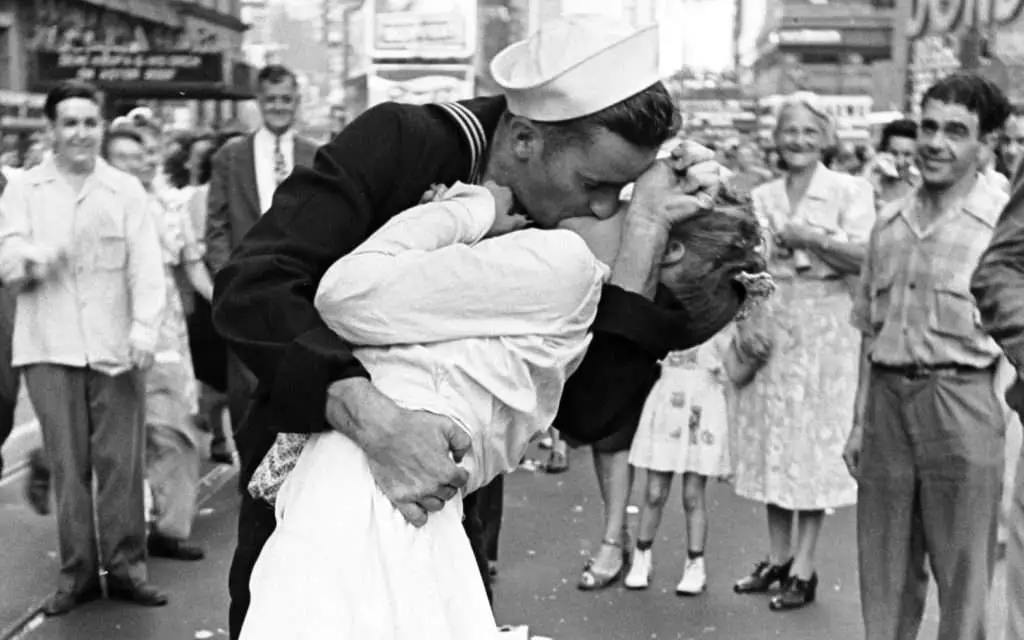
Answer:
[
  {"left": 908, "top": 0, "right": 1024, "bottom": 38},
  {"left": 35, "top": 50, "right": 223, "bottom": 85},
  {"left": 368, "top": 65, "right": 474, "bottom": 106},
  {"left": 370, "top": 0, "right": 477, "bottom": 60}
]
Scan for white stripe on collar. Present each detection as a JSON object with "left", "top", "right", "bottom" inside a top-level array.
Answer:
[{"left": 437, "top": 102, "right": 487, "bottom": 184}]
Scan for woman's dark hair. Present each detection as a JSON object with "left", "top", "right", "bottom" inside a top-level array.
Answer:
[
  {"left": 193, "top": 130, "right": 244, "bottom": 186},
  {"left": 190, "top": 133, "right": 218, "bottom": 185},
  {"left": 922, "top": 72, "right": 1012, "bottom": 136},
  {"left": 662, "top": 191, "right": 767, "bottom": 346},
  {"left": 163, "top": 135, "right": 193, "bottom": 190},
  {"left": 538, "top": 82, "right": 681, "bottom": 152},
  {"left": 879, "top": 119, "right": 918, "bottom": 152},
  {"left": 44, "top": 81, "right": 101, "bottom": 121}
]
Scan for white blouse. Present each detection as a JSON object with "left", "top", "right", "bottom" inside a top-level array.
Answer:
[{"left": 314, "top": 182, "right": 609, "bottom": 492}]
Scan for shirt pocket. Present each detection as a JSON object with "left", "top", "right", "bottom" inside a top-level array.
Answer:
[
  {"left": 929, "top": 285, "right": 980, "bottom": 338},
  {"left": 94, "top": 233, "right": 127, "bottom": 270}
]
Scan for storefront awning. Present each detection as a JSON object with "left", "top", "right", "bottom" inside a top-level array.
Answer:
[{"left": 30, "top": 50, "right": 257, "bottom": 101}]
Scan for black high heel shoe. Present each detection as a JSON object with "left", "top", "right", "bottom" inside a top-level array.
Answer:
[
  {"left": 769, "top": 573, "right": 818, "bottom": 611},
  {"left": 733, "top": 558, "right": 793, "bottom": 593}
]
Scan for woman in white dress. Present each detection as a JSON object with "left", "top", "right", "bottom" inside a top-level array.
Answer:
[{"left": 240, "top": 180, "right": 768, "bottom": 640}]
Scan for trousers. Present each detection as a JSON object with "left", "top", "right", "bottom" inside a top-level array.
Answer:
[
  {"left": 226, "top": 351, "right": 256, "bottom": 439},
  {"left": 858, "top": 367, "right": 1004, "bottom": 640},
  {"left": 24, "top": 364, "right": 148, "bottom": 593},
  {"left": 1007, "top": 444, "right": 1024, "bottom": 640},
  {"left": 146, "top": 423, "right": 200, "bottom": 540}
]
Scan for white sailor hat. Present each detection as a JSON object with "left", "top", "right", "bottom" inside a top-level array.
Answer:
[{"left": 490, "top": 14, "right": 660, "bottom": 122}]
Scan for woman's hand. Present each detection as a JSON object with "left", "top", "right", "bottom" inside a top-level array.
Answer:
[
  {"left": 483, "top": 180, "right": 530, "bottom": 237},
  {"left": 736, "top": 321, "right": 773, "bottom": 362},
  {"left": 419, "top": 183, "right": 448, "bottom": 204},
  {"left": 775, "top": 222, "right": 824, "bottom": 251}
]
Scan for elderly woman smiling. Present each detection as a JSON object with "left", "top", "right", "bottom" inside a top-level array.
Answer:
[{"left": 730, "top": 93, "right": 875, "bottom": 611}]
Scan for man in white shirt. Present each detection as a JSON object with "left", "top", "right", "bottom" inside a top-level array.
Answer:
[
  {"left": 0, "top": 81, "right": 168, "bottom": 616},
  {"left": 205, "top": 64, "right": 317, "bottom": 273},
  {"left": 204, "top": 64, "right": 317, "bottom": 439}
]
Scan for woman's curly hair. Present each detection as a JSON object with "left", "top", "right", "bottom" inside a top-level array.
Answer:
[{"left": 662, "top": 184, "right": 769, "bottom": 346}]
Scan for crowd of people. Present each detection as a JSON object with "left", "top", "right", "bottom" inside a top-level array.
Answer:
[
  {"left": 0, "top": 64, "right": 309, "bottom": 614},
  {"left": 0, "top": 11, "right": 1023, "bottom": 640}
]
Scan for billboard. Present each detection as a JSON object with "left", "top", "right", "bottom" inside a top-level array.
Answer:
[
  {"left": 368, "top": 64, "right": 474, "bottom": 106},
  {"left": 370, "top": 0, "right": 477, "bottom": 60}
]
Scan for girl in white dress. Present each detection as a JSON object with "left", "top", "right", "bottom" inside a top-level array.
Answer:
[
  {"left": 239, "top": 182, "right": 768, "bottom": 640},
  {"left": 625, "top": 325, "right": 737, "bottom": 595}
]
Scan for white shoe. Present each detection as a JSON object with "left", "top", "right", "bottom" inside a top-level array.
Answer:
[
  {"left": 676, "top": 557, "right": 707, "bottom": 596},
  {"left": 624, "top": 548, "right": 653, "bottom": 589}
]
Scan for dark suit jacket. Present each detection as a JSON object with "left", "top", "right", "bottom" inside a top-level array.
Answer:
[
  {"left": 973, "top": 164, "right": 1024, "bottom": 416},
  {"left": 205, "top": 132, "right": 318, "bottom": 273}
]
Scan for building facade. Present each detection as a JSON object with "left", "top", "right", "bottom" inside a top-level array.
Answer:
[
  {"left": 900, "top": 0, "right": 1024, "bottom": 111},
  {"left": 18, "top": 0, "right": 254, "bottom": 128},
  {"left": 748, "top": 0, "right": 897, "bottom": 141},
  {"left": 751, "top": 0, "right": 896, "bottom": 98}
]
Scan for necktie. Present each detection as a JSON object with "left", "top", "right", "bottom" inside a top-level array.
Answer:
[{"left": 273, "top": 135, "right": 288, "bottom": 186}]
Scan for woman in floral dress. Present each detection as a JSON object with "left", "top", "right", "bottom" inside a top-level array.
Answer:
[
  {"left": 730, "top": 93, "right": 875, "bottom": 610},
  {"left": 107, "top": 123, "right": 215, "bottom": 559}
]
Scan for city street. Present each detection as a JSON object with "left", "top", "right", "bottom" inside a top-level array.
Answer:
[{"left": 0, "top": 431, "right": 1010, "bottom": 640}]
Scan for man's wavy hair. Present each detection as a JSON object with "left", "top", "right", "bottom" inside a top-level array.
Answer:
[
  {"left": 537, "top": 82, "right": 681, "bottom": 153},
  {"left": 662, "top": 184, "right": 769, "bottom": 346}
]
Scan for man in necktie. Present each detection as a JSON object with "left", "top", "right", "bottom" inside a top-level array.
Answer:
[
  {"left": 204, "top": 65, "right": 318, "bottom": 448},
  {"left": 273, "top": 135, "right": 288, "bottom": 187}
]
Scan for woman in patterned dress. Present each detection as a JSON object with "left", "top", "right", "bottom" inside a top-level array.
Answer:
[
  {"left": 730, "top": 93, "right": 875, "bottom": 610},
  {"left": 108, "top": 124, "right": 215, "bottom": 559}
]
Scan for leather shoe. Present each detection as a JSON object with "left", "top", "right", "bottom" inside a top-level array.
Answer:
[
  {"left": 106, "top": 579, "right": 169, "bottom": 607},
  {"left": 43, "top": 585, "right": 101, "bottom": 616},
  {"left": 149, "top": 534, "right": 205, "bottom": 561}
]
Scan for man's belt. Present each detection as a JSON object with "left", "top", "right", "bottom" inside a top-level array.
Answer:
[{"left": 871, "top": 362, "right": 994, "bottom": 379}]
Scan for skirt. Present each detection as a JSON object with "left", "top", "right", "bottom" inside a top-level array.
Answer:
[
  {"left": 629, "top": 366, "right": 731, "bottom": 476},
  {"left": 239, "top": 431, "right": 498, "bottom": 640},
  {"left": 731, "top": 278, "right": 859, "bottom": 511}
]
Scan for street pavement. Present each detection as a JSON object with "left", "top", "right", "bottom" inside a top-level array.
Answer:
[{"left": 0, "top": 442, "right": 1011, "bottom": 640}]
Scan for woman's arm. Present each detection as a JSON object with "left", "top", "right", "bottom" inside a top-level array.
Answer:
[
  {"left": 806, "top": 235, "right": 865, "bottom": 275},
  {"left": 806, "top": 177, "right": 874, "bottom": 275},
  {"left": 185, "top": 261, "right": 214, "bottom": 302},
  {"left": 176, "top": 198, "right": 214, "bottom": 301},
  {"left": 315, "top": 184, "right": 607, "bottom": 345}
]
